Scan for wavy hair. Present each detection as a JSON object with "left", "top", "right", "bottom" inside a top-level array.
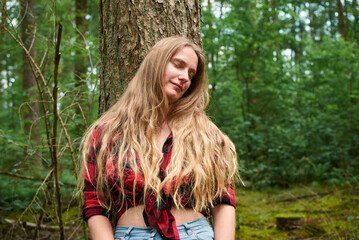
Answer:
[{"left": 79, "top": 36, "right": 239, "bottom": 212}]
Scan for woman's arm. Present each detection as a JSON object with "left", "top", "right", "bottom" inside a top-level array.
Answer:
[
  {"left": 88, "top": 215, "right": 114, "bottom": 240},
  {"left": 211, "top": 204, "right": 236, "bottom": 240}
]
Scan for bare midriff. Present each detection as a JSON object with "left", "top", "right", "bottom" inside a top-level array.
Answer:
[{"left": 116, "top": 204, "right": 205, "bottom": 227}]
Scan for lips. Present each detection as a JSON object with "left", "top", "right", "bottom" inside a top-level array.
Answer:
[{"left": 171, "top": 82, "right": 182, "bottom": 91}]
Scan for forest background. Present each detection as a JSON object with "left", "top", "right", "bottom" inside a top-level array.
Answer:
[{"left": 0, "top": 0, "right": 358, "bottom": 239}]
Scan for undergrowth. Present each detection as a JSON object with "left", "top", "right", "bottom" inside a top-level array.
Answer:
[{"left": 1, "top": 184, "right": 358, "bottom": 239}]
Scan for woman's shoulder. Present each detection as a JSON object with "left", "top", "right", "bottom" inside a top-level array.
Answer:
[
  {"left": 89, "top": 118, "right": 113, "bottom": 145},
  {"left": 92, "top": 118, "right": 114, "bottom": 132}
]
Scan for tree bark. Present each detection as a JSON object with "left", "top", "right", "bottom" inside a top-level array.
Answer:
[
  {"left": 98, "top": 0, "right": 202, "bottom": 115},
  {"left": 21, "top": 0, "right": 42, "bottom": 159}
]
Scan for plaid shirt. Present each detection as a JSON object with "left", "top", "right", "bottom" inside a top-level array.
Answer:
[{"left": 82, "top": 126, "right": 236, "bottom": 240}]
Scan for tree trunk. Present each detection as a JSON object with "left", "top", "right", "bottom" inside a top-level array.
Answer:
[
  {"left": 353, "top": 0, "right": 358, "bottom": 42},
  {"left": 74, "top": 0, "right": 88, "bottom": 130},
  {"left": 308, "top": 5, "right": 317, "bottom": 40},
  {"left": 0, "top": 0, "right": 7, "bottom": 99},
  {"left": 290, "top": 6, "right": 296, "bottom": 62},
  {"left": 21, "top": 0, "right": 41, "bottom": 160},
  {"left": 328, "top": 1, "right": 336, "bottom": 36},
  {"left": 348, "top": 2, "right": 358, "bottom": 162},
  {"left": 270, "top": 0, "right": 276, "bottom": 24},
  {"left": 336, "top": 0, "right": 348, "bottom": 40},
  {"left": 207, "top": 0, "right": 216, "bottom": 93},
  {"left": 98, "top": 0, "right": 202, "bottom": 115}
]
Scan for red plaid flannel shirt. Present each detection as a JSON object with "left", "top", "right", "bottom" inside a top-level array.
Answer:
[{"left": 82, "top": 126, "right": 236, "bottom": 240}]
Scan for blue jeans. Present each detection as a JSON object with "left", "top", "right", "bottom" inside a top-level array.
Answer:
[{"left": 114, "top": 217, "right": 214, "bottom": 240}]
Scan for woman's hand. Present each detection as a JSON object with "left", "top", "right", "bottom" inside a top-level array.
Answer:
[
  {"left": 88, "top": 215, "right": 114, "bottom": 240},
  {"left": 211, "top": 204, "right": 236, "bottom": 240}
]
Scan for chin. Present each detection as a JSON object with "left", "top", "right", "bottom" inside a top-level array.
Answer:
[{"left": 166, "top": 94, "right": 181, "bottom": 103}]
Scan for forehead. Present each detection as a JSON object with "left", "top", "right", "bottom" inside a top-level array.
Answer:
[{"left": 171, "top": 46, "right": 198, "bottom": 70}]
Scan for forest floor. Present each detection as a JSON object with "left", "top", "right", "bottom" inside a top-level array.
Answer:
[
  {"left": 236, "top": 184, "right": 359, "bottom": 240},
  {"left": 1, "top": 185, "right": 358, "bottom": 239}
]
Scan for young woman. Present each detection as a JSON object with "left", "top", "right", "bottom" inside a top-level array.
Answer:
[{"left": 79, "top": 36, "right": 239, "bottom": 240}]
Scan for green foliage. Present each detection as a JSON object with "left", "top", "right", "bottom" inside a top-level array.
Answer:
[
  {"left": 202, "top": 0, "right": 359, "bottom": 188},
  {"left": 0, "top": 0, "right": 99, "bottom": 228},
  {"left": 1, "top": 0, "right": 359, "bottom": 238}
]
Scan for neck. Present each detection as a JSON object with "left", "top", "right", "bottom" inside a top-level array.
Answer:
[
  {"left": 157, "top": 120, "right": 171, "bottom": 150},
  {"left": 161, "top": 104, "right": 173, "bottom": 124}
]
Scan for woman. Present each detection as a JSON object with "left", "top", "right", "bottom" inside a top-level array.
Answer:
[{"left": 79, "top": 36, "right": 239, "bottom": 240}]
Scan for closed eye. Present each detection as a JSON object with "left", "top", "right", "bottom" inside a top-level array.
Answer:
[
  {"left": 172, "top": 60, "right": 184, "bottom": 68},
  {"left": 172, "top": 59, "right": 196, "bottom": 80}
]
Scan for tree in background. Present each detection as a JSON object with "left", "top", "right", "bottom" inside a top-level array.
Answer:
[
  {"left": 74, "top": 0, "right": 88, "bottom": 131},
  {"left": 20, "top": 0, "right": 41, "bottom": 162},
  {"left": 0, "top": 0, "right": 6, "bottom": 99},
  {"left": 98, "top": 0, "right": 202, "bottom": 114},
  {"left": 0, "top": 1, "right": 98, "bottom": 239}
]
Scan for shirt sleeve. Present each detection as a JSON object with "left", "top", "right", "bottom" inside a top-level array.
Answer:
[
  {"left": 213, "top": 180, "right": 236, "bottom": 208},
  {"left": 82, "top": 126, "right": 111, "bottom": 222}
]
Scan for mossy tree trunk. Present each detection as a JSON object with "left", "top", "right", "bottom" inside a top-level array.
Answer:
[{"left": 98, "top": 0, "right": 202, "bottom": 115}]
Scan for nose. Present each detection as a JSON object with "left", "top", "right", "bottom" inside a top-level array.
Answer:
[{"left": 179, "top": 70, "right": 190, "bottom": 82}]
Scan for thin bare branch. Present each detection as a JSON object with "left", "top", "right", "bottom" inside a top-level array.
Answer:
[
  {"left": 52, "top": 22, "right": 65, "bottom": 240},
  {"left": 3, "top": 22, "right": 78, "bottom": 180},
  {"left": 18, "top": 168, "right": 54, "bottom": 221},
  {"left": 0, "top": 170, "right": 76, "bottom": 187}
]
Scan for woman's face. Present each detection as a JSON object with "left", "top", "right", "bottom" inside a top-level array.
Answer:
[{"left": 162, "top": 46, "right": 198, "bottom": 104}]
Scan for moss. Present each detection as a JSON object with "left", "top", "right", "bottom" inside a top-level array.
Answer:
[
  {"left": 236, "top": 185, "right": 359, "bottom": 239},
  {"left": 274, "top": 213, "right": 304, "bottom": 219}
]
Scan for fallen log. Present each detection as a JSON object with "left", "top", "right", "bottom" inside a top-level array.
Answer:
[
  {"left": 276, "top": 216, "right": 304, "bottom": 231},
  {"left": 2, "top": 218, "right": 71, "bottom": 231},
  {"left": 276, "top": 192, "right": 332, "bottom": 203}
]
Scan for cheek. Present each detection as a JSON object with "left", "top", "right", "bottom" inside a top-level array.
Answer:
[{"left": 162, "top": 65, "right": 170, "bottom": 83}]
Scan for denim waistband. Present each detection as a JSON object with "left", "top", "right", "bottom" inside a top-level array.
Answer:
[
  {"left": 114, "top": 217, "right": 214, "bottom": 239},
  {"left": 177, "top": 217, "right": 210, "bottom": 230},
  {"left": 115, "top": 217, "right": 208, "bottom": 230}
]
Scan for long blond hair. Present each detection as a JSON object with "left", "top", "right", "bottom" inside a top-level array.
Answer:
[{"left": 79, "top": 36, "right": 239, "bottom": 212}]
